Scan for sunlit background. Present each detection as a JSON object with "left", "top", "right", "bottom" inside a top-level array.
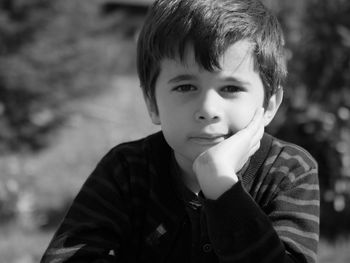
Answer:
[{"left": 0, "top": 0, "right": 349, "bottom": 262}]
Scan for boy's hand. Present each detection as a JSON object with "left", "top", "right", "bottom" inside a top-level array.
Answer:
[{"left": 192, "top": 108, "right": 265, "bottom": 200}]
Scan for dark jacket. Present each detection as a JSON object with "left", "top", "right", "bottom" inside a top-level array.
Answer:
[{"left": 41, "top": 132, "right": 319, "bottom": 263}]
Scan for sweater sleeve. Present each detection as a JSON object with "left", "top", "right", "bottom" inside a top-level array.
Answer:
[
  {"left": 40, "top": 148, "right": 134, "bottom": 263},
  {"left": 202, "top": 158, "right": 319, "bottom": 263}
]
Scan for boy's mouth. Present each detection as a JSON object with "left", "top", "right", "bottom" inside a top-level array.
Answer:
[{"left": 188, "top": 133, "right": 230, "bottom": 145}]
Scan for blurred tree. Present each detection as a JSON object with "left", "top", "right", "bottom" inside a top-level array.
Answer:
[
  {"left": 0, "top": 0, "right": 54, "bottom": 152},
  {"left": 265, "top": 0, "right": 350, "bottom": 238},
  {"left": 0, "top": 0, "right": 137, "bottom": 153}
]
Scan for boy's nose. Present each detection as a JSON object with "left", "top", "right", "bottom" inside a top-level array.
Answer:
[{"left": 194, "top": 91, "right": 222, "bottom": 123}]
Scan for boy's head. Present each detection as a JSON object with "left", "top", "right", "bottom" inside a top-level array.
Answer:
[
  {"left": 136, "top": 0, "right": 286, "bottom": 169},
  {"left": 137, "top": 0, "right": 287, "bottom": 110}
]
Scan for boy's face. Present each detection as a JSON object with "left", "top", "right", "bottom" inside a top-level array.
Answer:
[{"left": 146, "top": 40, "right": 280, "bottom": 173}]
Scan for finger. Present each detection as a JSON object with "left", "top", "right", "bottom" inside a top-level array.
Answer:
[
  {"left": 221, "top": 107, "right": 264, "bottom": 147},
  {"left": 247, "top": 117, "right": 264, "bottom": 151},
  {"left": 224, "top": 108, "right": 264, "bottom": 147},
  {"left": 251, "top": 119, "right": 265, "bottom": 144},
  {"left": 248, "top": 140, "right": 261, "bottom": 156},
  {"left": 245, "top": 108, "right": 265, "bottom": 135},
  {"left": 246, "top": 110, "right": 265, "bottom": 143}
]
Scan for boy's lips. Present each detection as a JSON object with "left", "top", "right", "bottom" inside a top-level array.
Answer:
[{"left": 188, "top": 133, "right": 229, "bottom": 145}]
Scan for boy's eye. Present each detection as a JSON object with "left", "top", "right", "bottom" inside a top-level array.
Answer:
[
  {"left": 221, "top": 85, "right": 243, "bottom": 93},
  {"left": 172, "top": 85, "right": 196, "bottom": 92}
]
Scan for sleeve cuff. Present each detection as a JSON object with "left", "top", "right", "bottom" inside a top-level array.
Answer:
[{"left": 200, "top": 181, "right": 270, "bottom": 232}]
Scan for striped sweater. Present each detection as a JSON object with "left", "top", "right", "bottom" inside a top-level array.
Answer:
[{"left": 41, "top": 132, "right": 319, "bottom": 263}]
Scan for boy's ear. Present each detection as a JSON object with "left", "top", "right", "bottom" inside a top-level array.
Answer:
[
  {"left": 263, "top": 87, "right": 283, "bottom": 126},
  {"left": 144, "top": 93, "right": 161, "bottom": 125}
]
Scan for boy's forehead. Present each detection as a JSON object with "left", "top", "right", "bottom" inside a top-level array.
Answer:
[
  {"left": 221, "top": 40, "right": 256, "bottom": 63},
  {"left": 161, "top": 40, "right": 256, "bottom": 74}
]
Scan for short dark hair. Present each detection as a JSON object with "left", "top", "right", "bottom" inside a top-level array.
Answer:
[{"left": 137, "top": 0, "right": 287, "bottom": 108}]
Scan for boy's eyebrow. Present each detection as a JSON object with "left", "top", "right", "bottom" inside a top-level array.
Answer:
[
  {"left": 167, "top": 74, "right": 251, "bottom": 85},
  {"left": 167, "top": 74, "right": 197, "bottom": 84},
  {"left": 220, "top": 76, "right": 250, "bottom": 85}
]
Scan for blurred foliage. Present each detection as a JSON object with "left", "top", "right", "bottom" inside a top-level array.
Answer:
[
  {"left": 0, "top": 0, "right": 138, "bottom": 153},
  {"left": 264, "top": 0, "right": 350, "bottom": 238},
  {"left": 0, "top": 0, "right": 350, "bottom": 239}
]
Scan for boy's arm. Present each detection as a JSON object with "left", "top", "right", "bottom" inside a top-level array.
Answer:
[
  {"left": 193, "top": 109, "right": 319, "bottom": 262},
  {"left": 40, "top": 149, "right": 133, "bottom": 263},
  {"left": 201, "top": 164, "right": 319, "bottom": 263}
]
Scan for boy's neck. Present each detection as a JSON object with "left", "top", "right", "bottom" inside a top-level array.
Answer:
[{"left": 174, "top": 153, "right": 200, "bottom": 194}]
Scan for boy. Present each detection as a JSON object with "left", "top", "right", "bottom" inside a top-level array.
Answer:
[{"left": 41, "top": 0, "right": 319, "bottom": 262}]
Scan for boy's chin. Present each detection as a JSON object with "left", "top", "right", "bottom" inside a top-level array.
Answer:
[{"left": 191, "top": 144, "right": 217, "bottom": 159}]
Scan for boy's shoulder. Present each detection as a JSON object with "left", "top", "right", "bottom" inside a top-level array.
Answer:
[
  {"left": 104, "top": 131, "right": 169, "bottom": 165},
  {"left": 269, "top": 135, "right": 317, "bottom": 168},
  {"left": 260, "top": 134, "right": 318, "bottom": 186}
]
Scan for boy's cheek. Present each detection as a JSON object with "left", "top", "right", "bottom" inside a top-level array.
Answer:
[{"left": 228, "top": 110, "right": 255, "bottom": 132}]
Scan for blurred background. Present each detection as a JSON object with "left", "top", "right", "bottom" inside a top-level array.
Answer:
[{"left": 0, "top": 0, "right": 349, "bottom": 262}]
